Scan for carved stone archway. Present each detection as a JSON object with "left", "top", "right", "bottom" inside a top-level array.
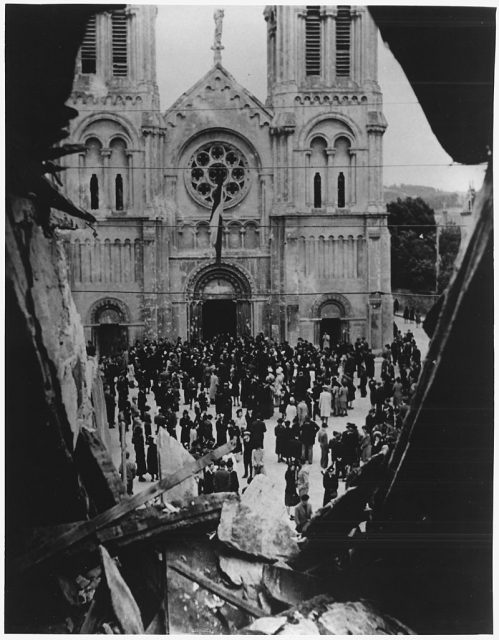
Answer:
[
  {"left": 88, "top": 297, "right": 131, "bottom": 325},
  {"left": 311, "top": 293, "right": 352, "bottom": 346},
  {"left": 185, "top": 261, "right": 253, "bottom": 339},
  {"left": 88, "top": 297, "right": 131, "bottom": 355},
  {"left": 311, "top": 293, "right": 352, "bottom": 319}
]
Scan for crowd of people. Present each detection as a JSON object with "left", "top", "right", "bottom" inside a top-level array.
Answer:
[{"left": 99, "top": 325, "right": 423, "bottom": 535}]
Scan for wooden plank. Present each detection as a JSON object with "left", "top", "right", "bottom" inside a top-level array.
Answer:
[
  {"left": 13, "top": 442, "right": 234, "bottom": 574},
  {"left": 27, "top": 493, "right": 235, "bottom": 560},
  {"left": 169, "top": 560, "right": 265, "bottom": 619}
]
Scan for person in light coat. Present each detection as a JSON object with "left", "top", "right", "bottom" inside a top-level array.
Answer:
[{"left": 318, "top": 385, "right": 332, "bottom": 423}]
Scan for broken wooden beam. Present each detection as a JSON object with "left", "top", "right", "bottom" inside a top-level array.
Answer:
[
  {"left": 28, "top": 493, "right": 236, "bottom": 560},
  {"left": 13, "top": 442, "right": 234, "bottom": 574},
  {"left": 169, "top": 560, "right": 265, "bottom": 620}
]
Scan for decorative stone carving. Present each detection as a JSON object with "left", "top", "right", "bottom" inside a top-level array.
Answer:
[
  {"left": 88, "top": 297, "right": 130, "bottom": 325},
  {"left": 186, "top": 141, "right": 250, "bottom": 209}
]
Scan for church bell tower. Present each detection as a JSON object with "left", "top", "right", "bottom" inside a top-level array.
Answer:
[{"left": 265, "top": 5, "right": 392, "bottom": 351}]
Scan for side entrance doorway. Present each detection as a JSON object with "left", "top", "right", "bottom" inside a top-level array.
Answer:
[
  {"left": 89, "top": 298, "right": 130, "bottom": 356},
  {"left": 320, "top": 318, "right": 341, "bottom": 346},
  {"left": 96, "top": 324, "right": 128, "bottom": 356},
  {"left": 315, "top": 297, "right": 350, "bottom": 347}
]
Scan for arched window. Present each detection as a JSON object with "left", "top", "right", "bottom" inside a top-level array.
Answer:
[
  {"left": 90, "top": 174, "right": 99, "bottom": 209},
  {"left": 338, "top": 172, "right": 345, "bottom": 208},
  {"left": 305, "top": 6, "right": 321, "bottom": 75},
  {"left": 115, "top": 174, "right": 124, "bottom": 210},
  {"left": 85, "top": 137, "right": 103, "bottom": 209},
  {"left": 310, "top": 136, "right": 326, "bottom": 208},
  {"left": 110, "top": 138, "right": 128, "bottom": 210},
  {"left": 336, "top": 6, "right": 352, "bottom": 77},
  {"left": 314, "top": 173, "right": 322, "bottom": 208},
  {"left": 334, "top": 136, "right": 351, "bottom": 207}
]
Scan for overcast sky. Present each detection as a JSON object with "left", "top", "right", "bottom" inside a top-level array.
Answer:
[{"left": 155, "top": 4, "right": 486, "bottom": 193}]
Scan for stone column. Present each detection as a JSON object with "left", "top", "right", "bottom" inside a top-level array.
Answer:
[
  {"left": 323, "top": 7, "right": 336, "bottom": 84},
  {"left": 126, "top": 151, "right": 134, "bottom": 209},
  {"left": 326, "top": 149, "right": 335, "bottom": 209},
  {"left": 78, "top": 153, "right": 85, "bottom": 209},
  {"left": 368, "top": 292, "right": 383, "bottom": 352},
  {"left": 351, "top": 8, "right": 361, "bottom": 83},
  {"left": 349, "top": 150, "right": 357, "bottom": 205},
  {"left": 141, "top": 223, "right": 158, "bottom": 338},
  {"left": 305, "top": 151, "right": 311, "bottom": 206},
  {"left": 101, "top": 149, "right": 111, "bottom": 212},
  {"left": 297, "top": 11, "right": 306, "bottom": 85}
]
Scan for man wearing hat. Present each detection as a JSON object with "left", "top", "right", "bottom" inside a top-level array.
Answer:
[{"left": 213, "top": 459, "right": 230, "bottom": 492}]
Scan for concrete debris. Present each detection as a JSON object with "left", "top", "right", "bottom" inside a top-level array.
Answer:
[
  {"left": 157, "top": 430, "right": 198, "bottom": 505},
  {"left": 262, "top": 564, "right": 323, "bottom": 606},
  {"left": 276, "top": 617, "right": 320, "bottom": 635},
  {"left": 218, "top": 474, "right": 300, "bottom": 562},
  {"left": 99, "top": 545, "right": 144, "bottom": 634},
  {"left": 218, "top": 553, "right": 265, "bottom": 588},
  {"left": 317, "top": 601, "right": 414, "bottom": 635},
  {"left": 245, "top": 616, "right": 287, "bottom": 634}
]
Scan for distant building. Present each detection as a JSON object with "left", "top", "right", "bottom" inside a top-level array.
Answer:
[
  {"left": 62, "top": 5, "right": 392, "bottom": 354},
  {"left": 434, "top": 185, "right": 477, "bottom": 249}
]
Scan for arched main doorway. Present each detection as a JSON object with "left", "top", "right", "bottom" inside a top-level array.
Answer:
[
  {"left": 187, "top": 263, "right": 252, "bottom": 340},
  {"left": 89, "top": 298, "right": 129, "bottom": 355}
]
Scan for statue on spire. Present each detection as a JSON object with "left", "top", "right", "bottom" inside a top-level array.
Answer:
[{"left": 212, "top": 9, "right": 224, "bottom": 64}]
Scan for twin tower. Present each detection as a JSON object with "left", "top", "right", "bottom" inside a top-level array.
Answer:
[{"left": 63, "top": 6, "right": 392, "bottom": 354}]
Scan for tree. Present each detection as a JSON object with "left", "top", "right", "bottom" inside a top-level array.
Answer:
[
  {"left": 437, "top": 224, "right": 462, "bottom": 293},
  {"left": 387, "top": 197, "right": 437, "bottom": 293}
]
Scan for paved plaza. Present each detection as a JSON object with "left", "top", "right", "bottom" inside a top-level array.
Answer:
[{"left": 109, "top": 322, "right": 430, "bottom": 516}]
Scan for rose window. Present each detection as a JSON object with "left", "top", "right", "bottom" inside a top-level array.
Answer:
[{"left": 186, "top": 142, "right": 250, "bottom": 208}]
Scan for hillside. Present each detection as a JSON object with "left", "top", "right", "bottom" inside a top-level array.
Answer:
[{"left": 384, "top": 184, "right": 465, "bottom": 210}]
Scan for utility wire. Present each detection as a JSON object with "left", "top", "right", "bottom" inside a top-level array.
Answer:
[
  {"left": 70, "top": 289, "right": 440, "bottom": 298},
  {"left": 62, "top": 162, "right": 486, "bottom": 170},
  {"left": 63, "top": 223, "right": 469, "bottom": 229}
]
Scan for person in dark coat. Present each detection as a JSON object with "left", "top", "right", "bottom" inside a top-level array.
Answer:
[
  {"left": 137, "top": 388, "right": 147, "bottom": 414},
  {"left": 274, "top": 418, "right": 286, "bottom": 462},
  {"left": 216, "top": 414, "right": 228, "bottom": 447},
  {"left": 146, "top": 436, "right": 158, "bottom": 481},
  {"left": 328, "top": 431, "right": 344, "bottom": 478},
  {"left": 214, "top": 459, "right": 230, "bottom": 492},
  {"left": 202, "top": 462, "right": 215, "bottom": 494},
  {"left": 322, "top": 465, "right": 339, "bottom": 505},
  {"left": 250, "top": 414, "right": 267, "bottom": 449},
  {"left": 227, "top": 458, "right": 240, "bottom": 493},
  {"left": 242, "top": 429, "right": 253, "bottom": 479},
  {"left": 104, "top": 387, "right": 116, "bottom": 428},
  {"left": 341, "top": 423, "right": 361, "bottom": 472},
  {"left": 284, "top": 461, "right": 299, "bottom": 516},
  {"left": 300, "top": 418, "right": 319, "bottom": 464},
  {"left": 179, "top": 410, "right": 192, "bottom": 448},
  {"left": 132, "top": 421, "right": 147, "bottom": 481},
  {"left": 281, "top": 420, "right": 293, "bottom": 462},
  {"left": 365, "top": 350, "right": 375, "bottom": 379}
]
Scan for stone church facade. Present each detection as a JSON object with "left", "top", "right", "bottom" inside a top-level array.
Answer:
[{"left": 62, "top": 5, "right": 392, "bottom": 354}]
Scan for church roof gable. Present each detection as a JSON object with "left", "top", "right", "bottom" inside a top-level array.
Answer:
[{"left": 163, "top": 63, "right": 273, "bottom": 130}]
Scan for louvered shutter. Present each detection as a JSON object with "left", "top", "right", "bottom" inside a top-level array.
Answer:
[
  {"left": 112, "top": 10, "right": 128, "bottom": 77},
  {"left": 336, "top": 6, "right": 351, "bottom": 77},
  {"left": 305, "top": 6, "right": 321, "bottom": 76},
  {"left": 81, "top": 15, "right": 97, "bottom": 74}
]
